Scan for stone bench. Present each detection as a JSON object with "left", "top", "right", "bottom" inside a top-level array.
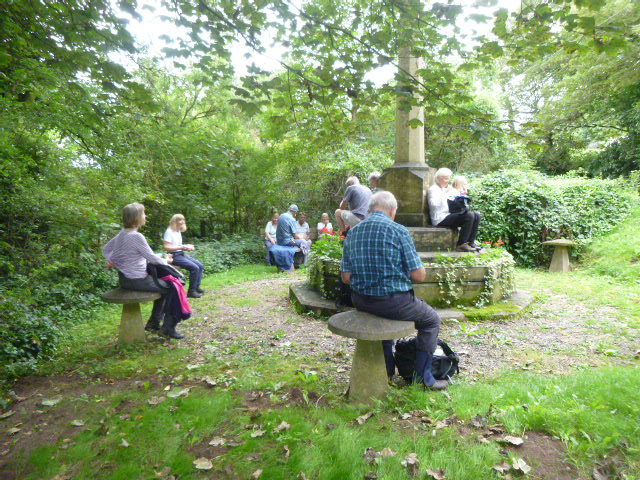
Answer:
[
  {"left": 102, "top": 288, "right": 161, "bottom": 344},
  {"left": 542, "top": 239, "right": 578, "bottom": 273},
  {"left": 328, "top": 310, "right": 415, "bottom": 403}
]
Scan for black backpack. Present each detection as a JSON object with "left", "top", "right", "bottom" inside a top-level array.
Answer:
[{"left": 394, "top": 337, "right": 460, "bottom": 383}]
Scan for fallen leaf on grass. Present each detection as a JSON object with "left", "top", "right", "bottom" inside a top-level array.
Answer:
[
  {"left": 148, "top": 396, "right": 166, "bottom": 406},
  {"left": 364, "top": 447, "right": 380, "bottom": 463},
  {"left": 41, "top": 398, "right": 62, "bottom": 407},
  {"left": 512, "top": 458, "right": 531, "bottom": 474},
  {"left": 193, "top": 457, "right": 213, "bottom": 470},
  {"left": 167, "top": 388, "right": 190, "bottom": 399},
  {"left": 250, "top": 469, "right": 263, "bottom": 479},
  {"left": 7, "top": 427, "right": 21, "bottom": 435},
  {"left": 379, "top": 447, "right": 397, "bottom": 458},
  {"left": 401, "top": 453, "right": 420, "bottom": 477},
  {"left": 274, "top": 421, "right": 291, "bottom": 433},
  {"left": 70, "top": 419, "right": 85, "bottom": 427},
  {"left": 227, "top": 440, "right": 244, "bottom": 447},
  {"left": 203, "top": 377, "right": 218, "bottom": 387},
  {"left": 299, "top": 473, "right": 308, "bottom": 480},
  {"left": 364, "top": 473, "right": 378, "bottom": 480},
  {"left": 120, "top": 438, "right": 129, "bottom": 448},
  {"left": 471, "top": 414, "right": 486, "bottom": 429},
  {"left": 246, "top": 453, "right": 261, "bottom": 462},
  {"left": 426, "top": 468, "right": 446, "bottom": 480},
  {"left": 326, "top": 424, "right": 336, "bottom": 430},
  {"left": 493, "top": 462, "right": 512, "bottom": 474},
  {"left": 499, "top": 436, "right": 524, "bottom": 446},
  {"left": 0, "top": 450, "right": 9, "bottom": 456},
  {"left": 0, "top": 411, "right": 15, "bottom": 420},
  {"left": 209, "top": 437, "right": 226, "bottom": 446},
  {"left": 356, "top": 412, "right": 375, "bottom": 425},
  {"left": 283, "top": 445, "right": 290, "bottom": 459},
  {"left": 251, "top": 429, "right": 266, "bottom": 438},
  {"left": 154, "top": 466, "right": 172, "bottom": 478}
]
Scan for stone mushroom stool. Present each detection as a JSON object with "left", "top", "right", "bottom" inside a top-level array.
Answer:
[
  {"left": 328, "top": 310, "right": 415, "bottom": 403},
  {"left": 102, "top": 288, "right": 161, "bottom": 344},
  {"left": 542, "top": 239, "right": 578, "bottom": 273}
]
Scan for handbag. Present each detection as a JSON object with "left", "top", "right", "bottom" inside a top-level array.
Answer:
[
  {"left": 447, "top": 195, "right": 471, "bottom": 214},
  {"left": 147, "top": 263, "right": 186, "bottom": 289}
]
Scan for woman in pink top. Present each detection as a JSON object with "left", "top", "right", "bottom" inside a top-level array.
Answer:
[{"left": 103, "top": 203, "right": 186, "bottom": 339}]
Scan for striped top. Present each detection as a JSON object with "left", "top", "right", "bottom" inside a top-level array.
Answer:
[
  {"left": 103, "top": 229, "right": 167, "bottom": 279},
  {"left": 341, "top": 210, "right": 422, "bottom": 296}
]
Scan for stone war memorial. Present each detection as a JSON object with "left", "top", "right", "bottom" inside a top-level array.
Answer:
[{"left": 292, "top": 47, "right": 532, "bottom": 320}]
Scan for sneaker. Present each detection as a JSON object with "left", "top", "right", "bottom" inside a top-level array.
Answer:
[
  {"left": 145, "top": 319, "right": 160, "bottom": 332},
  {"left": 187, "top": 290, "right": 202, "bottom": 298},
  {"left": 196, "top": 287, "right": 207, "bottom": 294},
  {"left": 455, "top": 243, "right": 475, "bottom": 253},
  {"left": 159, "top": 327, "right": 184, "bottom": 340},
  {"left": 468, "top": 243, "right": 484, "bottom": 252}
]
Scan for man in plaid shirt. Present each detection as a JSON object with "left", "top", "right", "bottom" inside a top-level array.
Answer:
[{"left": 341, "top": 191, "right": 448, "bottom": 390}]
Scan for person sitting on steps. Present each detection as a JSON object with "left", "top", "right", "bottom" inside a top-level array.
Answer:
[
  {"left": 163, "top": 214, "right": 206, "bottom": 298},
  {"left": 427, "top": 168, "right": 482, "bottom": 253}
]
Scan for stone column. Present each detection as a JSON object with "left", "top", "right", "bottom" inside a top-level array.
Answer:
[{"left": 378, "top": 46, "right": 435, "bottom": 227}]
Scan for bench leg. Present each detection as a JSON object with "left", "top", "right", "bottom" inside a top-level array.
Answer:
[
  {"left": 119, "top": 303, "right": 146, "bottom": 344},
  {"left": 348, "top": 339, "right": 388, "bottom": 404},
  {"left": 549, "top": 246, "right": 570, "bottom": 273}
]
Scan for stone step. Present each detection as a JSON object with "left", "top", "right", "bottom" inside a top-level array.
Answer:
[{"left": 408, "top": 227, "right": 458, "bottom": 252}]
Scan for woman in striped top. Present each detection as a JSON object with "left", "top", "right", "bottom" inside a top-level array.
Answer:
[{"left": 103, "top": 203, "right": 185, "bottom": 339}]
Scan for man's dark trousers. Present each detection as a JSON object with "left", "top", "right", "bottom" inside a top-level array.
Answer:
[{"left": 351, "top": 290, "right": 441, "bottom": 354}]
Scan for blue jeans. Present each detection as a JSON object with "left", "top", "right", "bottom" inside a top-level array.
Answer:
[{"left": 171, "top": 252, "right": 204, "bottom": 292}]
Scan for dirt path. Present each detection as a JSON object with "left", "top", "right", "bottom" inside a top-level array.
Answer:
[{"left": 182, "top": 273, "right": 639, "bottom": 383}]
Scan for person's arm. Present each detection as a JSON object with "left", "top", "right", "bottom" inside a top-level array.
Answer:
[
  {"left": 409, "top": 267, "right": 426, "bottom": 283},
  {"left": 427, "top": 185, "right": 446, "bottom": 212},
  {"left": 265, "top": 223, "right": 275, "bottom": 243},
  {"left": 339, "top": 200, "right": 348, "bottom": 210},
  {"left": 102, "top": 235, "right": 116, "bottom": 268},
  {"left": 135, "top": 233, "right": 168, "bottom": 265}
]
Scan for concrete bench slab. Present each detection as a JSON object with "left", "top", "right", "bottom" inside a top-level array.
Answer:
[
  {"left": 102, "top": 288, "right": 161, "bottom": 344},
  {"left": 328, "top": 310, "right": 414, "bottom": 403}
]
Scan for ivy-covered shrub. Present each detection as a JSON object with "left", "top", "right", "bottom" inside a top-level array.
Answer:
[
  {"left": 472, "top": 170, "right": 638, "bottom": 267},
  {"left": 192, "top": 234, "right": 263, "bottom": 273}
]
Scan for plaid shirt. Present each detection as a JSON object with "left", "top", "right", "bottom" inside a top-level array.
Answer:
[{"left": 341, "top": 210, "right": 422, "bottom": 296}]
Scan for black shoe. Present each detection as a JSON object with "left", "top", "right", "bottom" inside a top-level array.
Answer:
[
  {"left": 145, "top": 319, "right": 160, "bottom": 332},
  {"left": 159, "top": 326, "right": 184, "bottom": 340},
  {"left": 187, "top": 290, "right": 202, "bottom": 298},
  {"left": 468, "top": 243, "right": 483, "bottom": 252},
  {"left": 196, "top": 287, "right": 207, "bottom": 294}
]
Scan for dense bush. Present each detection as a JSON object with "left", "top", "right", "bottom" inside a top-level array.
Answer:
[
  {"left": 472, "top": 170, "right": 638, "bottom": 267},
  {"left": 193, "top": 234, "right": 264, "bottom": 273}
]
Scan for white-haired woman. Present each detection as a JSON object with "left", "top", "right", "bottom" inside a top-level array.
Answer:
[
  {"left": 103, "top": 203, "right": 187, "bottom": 339},
  {"left": 317, "top": 213, "right": 334, "bottom": 236},
  {"left": 164, "top": 214, "right": 205, "bottom": 298},
  {"left": 427, "top": 168, "right": 481, "bottom": 252}
]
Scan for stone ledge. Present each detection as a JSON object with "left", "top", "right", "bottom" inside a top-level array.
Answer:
[{"left": 289, "top": 282, "right": 535, "bottom": 322}]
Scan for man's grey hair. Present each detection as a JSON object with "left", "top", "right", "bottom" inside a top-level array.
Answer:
[
  {"left": 345, "top": 176, "right": 360, "bottom": 186},
  {"left": 370, "top": 191, "right": 397, "bottom": 212},
  {"left": 434, "top": 167, "right": 453, "bottom": 182},
  {"left": 368, "top": 171, "right": 381, "bottom": 183}
]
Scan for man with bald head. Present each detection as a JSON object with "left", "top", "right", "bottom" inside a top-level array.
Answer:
[{"left": 340, "top": 191, "right": 447, "bottom": 390}]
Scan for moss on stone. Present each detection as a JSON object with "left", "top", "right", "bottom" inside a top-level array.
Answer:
[{"left": 461, "top": 301, "right": 521, "bottom": 322}]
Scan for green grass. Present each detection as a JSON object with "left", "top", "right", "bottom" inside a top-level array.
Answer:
[
  {"left": 516, "top": 269, "right": 640, "bottom": 329},
  {"left": 581, "top": 204, "right": 640, "bottom": 283},
  {"left": 200, "top": 264, "right": 279, "bottom": 290},
  {"left": 19, "top": 367, "right": 640, "bottom": 479}
]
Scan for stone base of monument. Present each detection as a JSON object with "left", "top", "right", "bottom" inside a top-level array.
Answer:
[{"left": 289, "top": 282, "right": 534, "bottom": 322}]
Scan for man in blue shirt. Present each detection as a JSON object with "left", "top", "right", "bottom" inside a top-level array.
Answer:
[
  {"left": 275, "top": 204, "right": 310, "bottom": 268},
  {"left": 341, "top": 191, "right": 447, "bottom": 390}
]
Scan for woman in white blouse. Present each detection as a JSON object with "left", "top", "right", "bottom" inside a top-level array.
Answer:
[
  {"left": 264, "top": 213, "right": 279, "bottom": 264},
  {"left": 164, "top": 214, "right": 205, "bottom": 298},
  {"left": 317, "top": 212, "right": 334, "bottom": 236},
  {"left": 427, "top": 168, "right": 481, "bottom": 252},
  {"left": 103, "top": 203, "right": 184, "bottom": 339}
]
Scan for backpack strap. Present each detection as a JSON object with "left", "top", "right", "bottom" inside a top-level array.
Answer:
[{"left": 437, "top": 339, "right": 456, "bottom": 357}]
